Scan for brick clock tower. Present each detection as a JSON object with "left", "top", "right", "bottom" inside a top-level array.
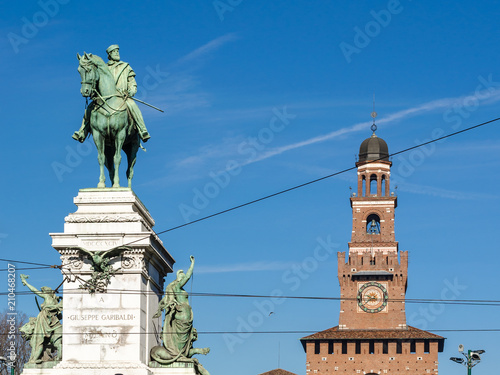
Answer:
[{"left": 301, "top": 126, "right": 445, "bottom": 374}]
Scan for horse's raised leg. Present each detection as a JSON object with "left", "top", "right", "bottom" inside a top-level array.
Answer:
[{"left": 92, "top": 131, "right": 106, "bottom": 188}]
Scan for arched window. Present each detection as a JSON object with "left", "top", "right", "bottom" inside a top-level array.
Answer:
[
  {"left": 362, "top": 175, "right": 366, "bottom": 197},
  {"left": 370, "top": 174, "right": 377, "bottom": 196},
  {"left": 366, "top": 214, "right": 381, "bottom": 234},
  {"left": 381, "top": 175, "right": 386, "bottom": 196}
]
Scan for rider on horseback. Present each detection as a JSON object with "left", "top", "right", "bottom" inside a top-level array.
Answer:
[{"left": 72, "top": 44, "right": 151, "bottom": 143}]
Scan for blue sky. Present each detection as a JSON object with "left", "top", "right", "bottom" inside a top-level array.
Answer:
[{"left": 1, "top": 1, "right": 500, "bottom": 374}]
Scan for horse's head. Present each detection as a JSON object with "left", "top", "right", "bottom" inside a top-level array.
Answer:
[{"left": 77, "top": 52, "right": 99, "bottom": 98}]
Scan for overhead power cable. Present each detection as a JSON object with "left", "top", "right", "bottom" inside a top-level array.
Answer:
[
  {"left": 0, "top": 258, "right": 55, "bottom": 268},
  {"left": 150, "top": 117, "right": 500, "bottom": 235},
  {"left": 3, "top": 289, "right": 500, "bottom": 307},
  {"left": 0, "top": 266, "right": 58, "bottom": 272},
  {"left": 2, "top": 329, "right": 500, "bottom": 337}
]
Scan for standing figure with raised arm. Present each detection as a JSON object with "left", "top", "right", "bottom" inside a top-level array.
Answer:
[
  {"left": 150, "top": 256, "right": 210, "bottom": 375},
  {"left": 19, "top": 274, "right": 63, "bottom": 365}
]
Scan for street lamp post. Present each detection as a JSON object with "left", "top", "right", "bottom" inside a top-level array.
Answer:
[
  {"left": 450, "top": 345, "right": 485, "bottom": 374},
  {"left": 0, "top": 356, "right": 14, "bottom": 375}
]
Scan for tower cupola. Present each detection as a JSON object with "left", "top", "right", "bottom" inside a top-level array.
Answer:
[{"left": 358, "top": 132, "right": 389, "bottom": 163}]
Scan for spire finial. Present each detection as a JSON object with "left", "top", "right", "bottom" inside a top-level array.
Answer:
[{"left": 371, "top": 93, "right": 377, "bottom": 134}]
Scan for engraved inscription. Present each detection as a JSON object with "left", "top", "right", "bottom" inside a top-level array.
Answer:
[
  {"left": 80, "top": 240, "right": 121, "bottom": 249},
  {"left": 68, "top": 314, "right": 136, "bottom": 321},
  {"left": 82, "top": 327, "right": 120, "bottom": 345}
]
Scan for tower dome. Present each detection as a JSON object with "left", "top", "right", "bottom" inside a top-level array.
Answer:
[{"left": 358, "top": 132, "right": 389, "bottom": 163}]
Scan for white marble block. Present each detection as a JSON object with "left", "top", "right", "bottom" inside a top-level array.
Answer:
[{"left": 45, "top": 188, "right": 175, "bottom": 374}]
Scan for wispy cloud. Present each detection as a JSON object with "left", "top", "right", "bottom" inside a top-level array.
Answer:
[
  {"left": 196, "top": 261, "right": 299, "bottom": 274},
  {"left": 239, "top": 90, "right": 500, "bottom": 167},
  {"left": 238, "top": 124, "right": 367, "bottom": 167},
  {"left": 151, "top": 75, "right": 211, "bottom": 113},
  {"left": 149, "top": 64, "right": 500, "bottom": 192},
  {"left": 148, "top": 33, "right": 238, "bottom": 115},
  {"left": 175, "top": 136, "right": 245, "bottom": 169},
  {"left": 436, "top": 140, "right": 500, "bottom": 154},
  {"left": 159, "top": 88, "right": 500, "bottom": 186},
  {"left": 396, "top": 182, "right": 499, "bottom": 200},
  {"left": 175, "top": 33, "right": 238, "bottom": 65}
]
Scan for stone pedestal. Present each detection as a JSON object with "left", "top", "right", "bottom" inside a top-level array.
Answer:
[{"left": 38, "top": 188, "right": 187, "bottom": 375}]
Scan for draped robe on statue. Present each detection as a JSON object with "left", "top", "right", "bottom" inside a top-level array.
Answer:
[{"left": 160, "top": 282, "right": 195, "bottom": 363}]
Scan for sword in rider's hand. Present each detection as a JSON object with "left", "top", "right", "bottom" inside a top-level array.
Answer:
[
  {"left": 119, "top": 89, "right": 164, "bottom": 113},
  {"left": 130, "top": 96, "right": 164, "bottom": 113}
]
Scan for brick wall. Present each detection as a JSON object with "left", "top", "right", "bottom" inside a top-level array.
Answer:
[{"left": 306, "top": 340, "right": 439, "bottom": 374}]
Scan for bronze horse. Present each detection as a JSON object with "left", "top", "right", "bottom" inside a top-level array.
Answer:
[{"left": 77, "top": 53, "right": 140, "bottom": 188}]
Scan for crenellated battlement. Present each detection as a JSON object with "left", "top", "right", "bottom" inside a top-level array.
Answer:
[{"left": 338, "top": 250, "right": 406, "bottom": 268}]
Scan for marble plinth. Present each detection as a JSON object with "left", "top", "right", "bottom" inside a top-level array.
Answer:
[{"left": 27, "top": 188, "right": 176, "bottom": 375}]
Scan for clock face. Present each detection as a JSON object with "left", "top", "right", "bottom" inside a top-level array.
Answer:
[{"left": 357, "top": 282, "right": 388, "bottom": 313}]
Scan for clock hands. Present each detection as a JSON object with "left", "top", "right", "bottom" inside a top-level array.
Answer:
[
  {"left": 358, "top": 282, "right": 388, "bottom": 313},
  {"left": 364, "top": 292, "right": 380, "bottom": 303}
]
